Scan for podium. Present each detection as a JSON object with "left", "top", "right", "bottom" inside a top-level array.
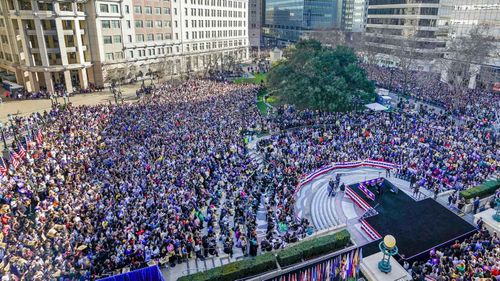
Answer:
[{"left": 360, "top": 252, "right": 411, "bottom": 281}]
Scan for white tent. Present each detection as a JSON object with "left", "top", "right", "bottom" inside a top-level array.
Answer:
[{"left": 365, "top": 103, "right": 388, "bottom": 111}]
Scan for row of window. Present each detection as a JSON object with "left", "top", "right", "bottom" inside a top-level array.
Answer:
[
  {"left": 185, "top": 39, "right": 244, "bottom": 52},
  {"left": 185, "top": 29, "right": 245, "bottom": 39},
  {"left": 135, "top": 20, "right": 173, "bottom": 28},
  {"left": 184, "top": 0, "right": 246, "bottom": 9},
  {"left": 100, "top": 4, "right": 120, "bottom": 13},
  {"left": 103, "top": 35, "right": 122, "bottom": 44},
  {"left": 185, "top": 19, "right": 245, "bottom": 28},
  {"left": 101, "top": 20, "right": 121, "bottom": 29},
  {"left": 135, "top": 33, "right": 173, "bottom": 42},
  {"left": 133, "top": 6, "right": 171, "bottom": 15},
  {"left": 0, "top": 51, "right": 13, "bottom": 62},
  {"left": 184, "top": 8, "right": 245, "bottom": 17}
]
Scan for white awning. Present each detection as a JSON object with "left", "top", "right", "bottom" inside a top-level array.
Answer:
[{"left": 365, "top": 103, "right": 388, "bottom": 111}]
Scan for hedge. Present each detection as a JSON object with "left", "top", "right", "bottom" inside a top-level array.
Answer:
[
  {"left": 178, "top": 229, "right": 351, "bottom": 281},
  {"left": 177, "top": 252, "right": 277, "bottom": 281},
  {"left": 277, "top": 229, "right": 351, "bottom": 267},
  {"left": 460, "top": 179, "right": 500, "bottom": 200}
]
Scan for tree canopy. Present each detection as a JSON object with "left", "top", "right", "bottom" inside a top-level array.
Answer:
[{"left": 267, "top": 39, "right": 376, "bottom": 112}]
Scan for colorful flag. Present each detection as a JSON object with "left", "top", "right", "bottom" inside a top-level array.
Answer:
[
  {"left": 9, "top": 152, "right": 20, "bottom": 170},
  {"left": 0, "top": 157, "right": 7, "bottom": 176},
  {"left": 17, "top": 141, "right": 26, "bottom": 159},
  {"left": 36, "top": 129, "right": 43, "bottom": 145}
]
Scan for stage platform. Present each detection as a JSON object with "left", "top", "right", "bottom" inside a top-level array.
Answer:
[{"left": 348, "top": 179, "right": 477, "bottom": 260}]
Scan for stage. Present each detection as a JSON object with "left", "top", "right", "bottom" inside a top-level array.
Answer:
[{"left": 348, "top": 179, "right": 477, "bottom": 260}]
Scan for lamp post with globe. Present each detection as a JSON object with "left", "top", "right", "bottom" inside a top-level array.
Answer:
[
  {"left": 493, "top": 197, "right": 500, "bottom": 222},
  {"left": 378, "top": 235, "right": 398, "bottom": 273}
]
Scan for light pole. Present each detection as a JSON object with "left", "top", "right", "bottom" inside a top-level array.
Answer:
[
  {"left": 378, "top": 235, "right": 398, "bottom": 273},
  {"left": 0, "top": 122, "right": 7, "bottom": 150},
  {"left": 7, "top": 114, "right": 18, "bottom": 143}
]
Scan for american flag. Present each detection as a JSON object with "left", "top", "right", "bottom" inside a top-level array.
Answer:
[
  {"left": 18, "top": 141, "right": 26, "bottom": 159},
  {"left": 9, "top": 152, "right": 20, "bottom": 170},
  {"left": 36, "top": 129, "right": 43, "bottom": 145},
  {"left": 0, "top": 157, "right": 7, "bottom": 176}
]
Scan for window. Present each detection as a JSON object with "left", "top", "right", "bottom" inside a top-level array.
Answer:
[
  {"left": 134, "top": 5, "right": 142, "bottom": 13},
  {"left": 164, "top": 7, "right": 170, "bottom": 14},
  {"left": 125, "top": 5, "right": 130, "bottom": 13},
  {"left": 101, "top": 20, "right": 110, "bottom": 28},
  {"left": 111, "top": 20, "right": 121, "bottom": 28},
  {"left": 156, "top": 20, "right": 162, "bottom": 27},
  {"left": 135, "top": 20, "right": 143, "bottom": 28},
  {"left": 127, "top": 20, "right": 131, "bottom": 28},
  {"left": 147, "top": 34, "right": 154, "bottom": 41},
  {"left": 105, "top": 53, "right": 114, "bottom": 60},
  {"left": 129, "top": 51, "right": 134, "bottom": 58},
  {"left": 156, "top": 34, "right": 163, "bottom": 40},
  {"left": 110, "top": 4, "right": 119, "bottom": 13},
  {"left": 113, "top": 35, "right": 122, "bottom": 43},
  {"left": 145, "top": 20, "right": 153, "bottom": 28},
  {"left": 128, "top": 35, "right": 132, "bottom": 42},
  {"left": 136, "top": 34, "right": 144, "bottom": 42},
  {"left": 103, "top": 36, "right": 112, "bottom": 44},
  {"left": 100, "top": 4, "right": 108, "bottom": 13},
  {"left": 155, "top": 7, "right": 161, "bottom": 14},
  {"left": 144, "top": 6, "right": 152, "bottom": 14},
  {"left": 114, "top": 52, "right": 123, "bottom": 59}
]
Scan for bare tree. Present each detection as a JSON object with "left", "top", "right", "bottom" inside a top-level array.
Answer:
[
  {"left": 389, "top": 28, "right": 419, "bottom": 94},
  {"left": 440, "top": 24, "right": 495, "bottom": 93},
  {"left": 301, "top": 28, "right": 346, "bottom": 49}
]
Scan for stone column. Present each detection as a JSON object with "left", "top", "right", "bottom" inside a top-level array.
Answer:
[
  {"left": 73, "top": 18, "right": 88, "bottom": 89},
  {"left": 53, "top": 2, "right": 73, "bottom": 92}
]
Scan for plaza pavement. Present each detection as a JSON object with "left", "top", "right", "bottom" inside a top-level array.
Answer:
[{"left": 0, "top": 83, "right": 142, "bottom": 122}]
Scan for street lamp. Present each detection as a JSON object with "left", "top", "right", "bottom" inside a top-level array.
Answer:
[
  {"left": 0, "top": 122, "right": 7, "bottom": 149},
  {"left": 378, "top": 235, "right": 398, "bottom": 273},
  {"left": 7, "top": 114, "right": 18, "bottom": 143}
]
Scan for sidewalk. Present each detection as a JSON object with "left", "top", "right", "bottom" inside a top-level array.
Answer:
[{"left": 0, "top": 83, "right": 142, "bottom": 122}]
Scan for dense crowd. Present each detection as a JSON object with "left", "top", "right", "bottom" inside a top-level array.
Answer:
[
  {"left": 0, "top": 68, "right": 498, "bottom": 280},
  {"left": 408, "top": 227, "right": 500, "bottom": 280},
  {"left": 363, "top": 64, "right": 500, "bottom": 116},
  {"left": 3, "top": 83, "right": 104, "bottom": 100}
]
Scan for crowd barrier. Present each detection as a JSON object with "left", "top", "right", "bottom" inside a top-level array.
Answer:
[{"left": 296, "top": 159, "right": 400, "bottom": 192}]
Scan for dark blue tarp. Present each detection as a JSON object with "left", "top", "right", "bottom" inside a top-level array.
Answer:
[{"left": 96, "top": 265, "right": 166, "bottom": 281}]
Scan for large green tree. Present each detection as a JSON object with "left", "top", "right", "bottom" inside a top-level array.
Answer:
[{"left": 267, "top": 39, "right": 376, "bottom": 112}]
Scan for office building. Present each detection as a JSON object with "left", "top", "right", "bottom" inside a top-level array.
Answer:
[
  {"left": 341, "top": 0, "right": 367, "bottom": 33},
  {"left": 0, "top": 0, "right": 249, "bottom": 93},
  {"left": 262, "top": 0, "right": 342, "bottom": 47},
  {"left": 248, "top": 0, "right": 263, "bottom": 48}
]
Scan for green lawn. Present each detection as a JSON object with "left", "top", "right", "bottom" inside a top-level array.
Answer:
[
  {"left": 234, "top": 73, "right": 267, "bottom": 84},
  {"left": 256, "top": 89, "right": 269, "bottom": 115}
]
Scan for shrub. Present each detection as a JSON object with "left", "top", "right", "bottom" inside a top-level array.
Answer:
[
  {"left": 178, "top": 229, "right": 351, "bottom": 281},
  {"left": 177, "top": 252, "right": 277, "bottom": 281},
  {"left": 277, "top": 229, "right": 351, "bottom": 267},
  {"left": 460, "top": 179, "right": 500, "bottom": 200}
]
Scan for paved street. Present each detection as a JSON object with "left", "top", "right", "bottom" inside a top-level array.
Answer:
[{"left": 0, "top": 83, "right": 142, "bottom": 122}]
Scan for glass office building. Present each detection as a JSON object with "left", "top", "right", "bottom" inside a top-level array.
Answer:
[{"left": 263, "top": 0, "right": 341, "bottom": 46}]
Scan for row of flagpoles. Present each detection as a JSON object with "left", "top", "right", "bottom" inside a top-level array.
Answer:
[
  {"left": 0, "top": 129, "right": 43, "bottom": 176},
  {"left": 269, "top": 248, "right": 363, "bottom": 281}
]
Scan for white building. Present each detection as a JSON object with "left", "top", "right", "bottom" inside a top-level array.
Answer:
[{"left": 0, "top": 0, "right": 249, "bottom": 93}]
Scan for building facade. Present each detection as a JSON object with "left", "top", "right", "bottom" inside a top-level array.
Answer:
[
  {"left": 364, "top": 0, "right": 446, "bottom": 71},
  {"left": 248, "top": 0, "right": 262, "bottom": 48},
  {"left": 437, "top": 0, "right": 500, "bottom": 89},
  {"left": 262, "top": 0, "right": 342, "bottom": 47},
  {"left": 0, "top": 0, "right": 249, "bottom": 93},
  {"left": 341, "top": 0, "right": 367, "bottom": 33}
]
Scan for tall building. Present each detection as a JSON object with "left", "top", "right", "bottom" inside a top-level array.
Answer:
[
  {"left": 262, "top": 0, "right": 342, "bottom": 46},
  {"left": 248, "top": 0, "right": 263, "bottom": 48},
  {"left": 437, "top": 0, "right": 500, "bottom": 89},
  {"left": 0, "top": 0, "right": 249, "bottom": 93},
  {"left": 341, "top": 0, "right": 367, "bottom": 33},
  {"left": 364, "top": 0, "right": 446, "bottom": 71}
]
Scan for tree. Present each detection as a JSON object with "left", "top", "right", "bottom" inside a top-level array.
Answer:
[
  {"left": 440, "top": 24, "right": 495, "bottom": 93},
  {"left": 301, "top": 29, "right": 346, "bottom": 49},
  {"left": 267, "top": 39, "right": 376, "bottom": 112}
]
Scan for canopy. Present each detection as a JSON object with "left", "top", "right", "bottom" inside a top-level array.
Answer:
[
  {"left": 96, "top": 265, "right": 165, "bottom": 281},
  {"left": 365, "top": 103, "right": 388, "bottom": 111}
]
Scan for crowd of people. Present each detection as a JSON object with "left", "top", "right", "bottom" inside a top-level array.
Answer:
[
  {"left": 0, "top": 63, "right": 498, "bottom": 280},
  {"left": 407, "top": 227, "right": 500, "bottom": 280},
  {"left": 2, "top": 83, "right": 104, "bottom": 101},
  {"left": 363, "top": 64, "right": 500, "bottom": 117},
  {"left": 0, "top": 80, "right": 311, "bottom": 280}
]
